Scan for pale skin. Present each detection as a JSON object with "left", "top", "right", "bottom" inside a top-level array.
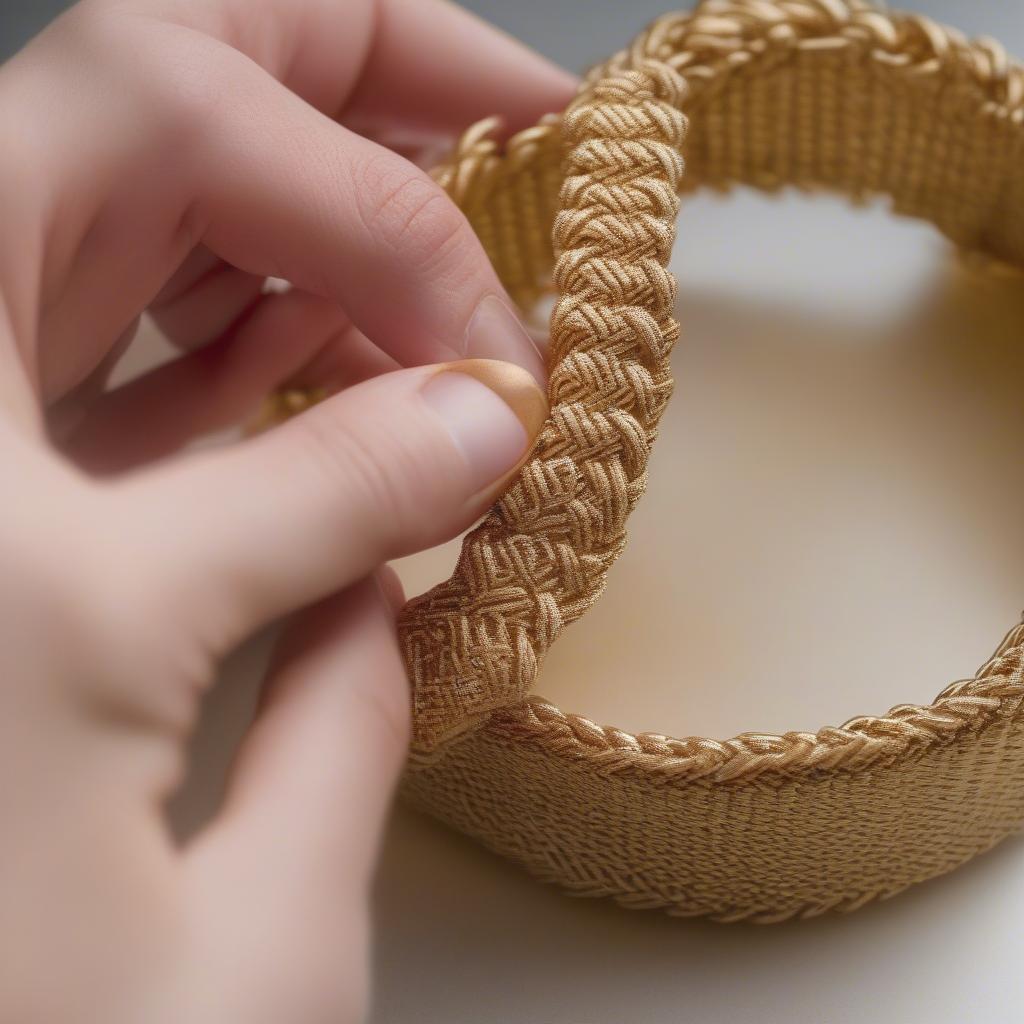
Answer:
[{"left": 0, "top": 1, "right": 573, "bottom": 1020}]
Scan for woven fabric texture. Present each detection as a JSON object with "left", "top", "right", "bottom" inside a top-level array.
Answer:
[{"left": 396, "top": 0, "right": 1024, "bottom": 920}]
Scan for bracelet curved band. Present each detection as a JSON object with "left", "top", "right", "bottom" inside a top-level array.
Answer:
[{"left": 398, "top": 0, "right": 1024, "bottom": 920}]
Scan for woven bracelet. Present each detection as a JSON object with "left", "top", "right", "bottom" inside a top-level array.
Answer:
[{"left": 392, "top": 0, "right": 1024, "bottom": 922}]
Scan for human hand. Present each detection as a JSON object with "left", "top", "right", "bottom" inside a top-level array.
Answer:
[{"left": 0, "top": 1, "right": 570, "bottom": 1020}]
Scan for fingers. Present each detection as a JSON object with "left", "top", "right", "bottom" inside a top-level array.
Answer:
[
  {"left": 188, "top": 63, "right": 545, "bottom": 377},
  {"left": 120, "top": 359, "right": 546, "bottom": 655},
  {"left": 13, "top": 1, "right": 554, "bottom": 409},
  {"left": 182, "top": 575, "right": 406, "bottom": 1020},
  {"left": 10, "top": 0, "right": 567, "bottom": 404}
]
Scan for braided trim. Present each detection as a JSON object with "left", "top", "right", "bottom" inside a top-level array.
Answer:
[
  {"left": 401, "top": 0, "right": 1024, "bottom": 765},
  {"left": 597, "top": 1, "right": 1024, "bottom": 126},
  {"left": 485, "top": 620, "right": 1024, "bottom": 786},
  {"left": 401, "top": 64, "right": 688, "bottom": 753}
]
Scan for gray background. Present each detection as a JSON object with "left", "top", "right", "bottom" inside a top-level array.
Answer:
[
  {"left": 5, "top": 3, "right": 1024, "bottom": 1024},
  {"left": 3, "top": 1, "right": 1023, "bottom": 67}
]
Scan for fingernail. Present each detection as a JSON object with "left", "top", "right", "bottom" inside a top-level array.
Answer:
[
  {"left": 422, "top": 359, "right": 548, "bottom": 495},
  {"left": 464, "top": 295, "right": 547, "bottom": 385}
]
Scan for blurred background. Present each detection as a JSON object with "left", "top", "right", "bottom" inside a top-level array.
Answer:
[
  {"left": 4, "top": 2, "right": 1024, "bottom": 1023},
  {"left": 2, "top": 0, "right": 1023, "bottom": 63}
]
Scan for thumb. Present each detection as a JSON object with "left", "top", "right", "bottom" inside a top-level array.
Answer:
[{"left": 118, "top": 359, "right": 546, "bottom": 654}]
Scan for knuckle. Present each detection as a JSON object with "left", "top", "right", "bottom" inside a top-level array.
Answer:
[
  {"left": 135, "top": 45, "right": 233, "bottom": 145},
  {"left": 354, "top": 153, "right": 472, "bottom": 274}
]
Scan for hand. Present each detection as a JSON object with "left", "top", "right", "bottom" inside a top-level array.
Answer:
[{"left": 0, "top": 1, "right": 570, "bottom": 1020}]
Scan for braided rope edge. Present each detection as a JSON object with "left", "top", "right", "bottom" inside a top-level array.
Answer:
[
  {"left": 486, "top": 620, "right": 1024, "bottom": 785},
  {"left": 400, "top": 60, "right": 689, "bottom": 753}
]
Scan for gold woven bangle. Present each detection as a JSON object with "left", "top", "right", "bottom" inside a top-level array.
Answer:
[{"left": 397, "top": 0, "right": 1024, "bottom": 922}]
